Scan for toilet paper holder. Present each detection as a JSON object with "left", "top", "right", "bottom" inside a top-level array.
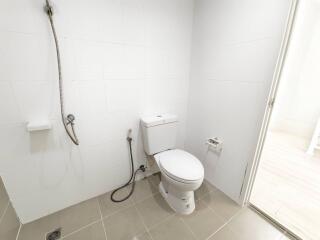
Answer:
[{"left": 206, "top": 137, "right": 223, "bottom": 151}]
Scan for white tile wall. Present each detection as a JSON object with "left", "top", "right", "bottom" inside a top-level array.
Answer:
[
  {"left": 0, "top": 0, "right": 292, "bottom": 223},
  {"left": 0, "top": 0, "right": 193, "bottom": 223},
  {"left": 185, "top": 0, "right": 292, "bottom": 202}
]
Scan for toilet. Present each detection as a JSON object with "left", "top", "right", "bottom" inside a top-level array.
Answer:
[{"left": 141, "top": 114, "right": 204, "bottom": 215}]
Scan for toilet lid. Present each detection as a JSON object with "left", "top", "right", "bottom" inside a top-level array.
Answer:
[{"left": 155, "top": 149, "right": 204, "bottom": 182}]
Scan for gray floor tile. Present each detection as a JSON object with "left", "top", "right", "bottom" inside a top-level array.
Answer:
[
  {"left": 202, "top": 190, "right": 241, "bottom": 221},
  {"left": 228, "top": 208, "right": 283, "bottom": 240},
  {"left": 18, "top": 211, "right": 60, "bottom": 240},
  {"left": 0, "top": 177, "right": 10, "bottom": 218},
  {"left": 149, "top": 215, "right": 196, "bottom": 240},
  {"left": 208, "top": 226, "right": 238, "bottom": 240},
  {"left": 135, "top": 194, "right": 174, "bottom": 229},
  {"left": 181, "top": 200, "right": 225, "bottom": 240},
  {"left": 0, "top": 203, "right": 20, "bottom": 240},
  {"left": 103, "top": 206, "right": 146, "bottom": 240},
  {"left": 16, "top": 176, "right": 288, "bottom": 240},
  {"left": 134, "top": 232, "right": 153, "bottom": 240},
  {"left": 58, "top": 197, "right": 101, "bottom": 236},
  {"left": 63, "top": 221, "right": 106, "bottom": 240},
  {"left": 194, "top": 180, "right": 217, "bottom": 200},
  {"left": 19, "top": 197, "right": 101, "bottom": 240},
  {"left": 98, "top": 188, "right": 134, "bottom": 217},
  {"left": 129, "top": 178, "right": 158, "bottom": 203}
]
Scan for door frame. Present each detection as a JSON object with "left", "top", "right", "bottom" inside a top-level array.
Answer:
[{"left": 239, "top": 0, "right": 299, "bottom": 206}]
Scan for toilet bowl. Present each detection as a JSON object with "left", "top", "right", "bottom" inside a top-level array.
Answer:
[
  {"left": 154, "top": 149, "right": 204, "bottom": 214},
  {"left": 141, "top": 114, "right": 204, "bottom": 214}
]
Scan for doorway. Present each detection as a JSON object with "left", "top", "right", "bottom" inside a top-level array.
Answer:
[{"left": 249, "top": 1, "right": 320, "bottom": 239}]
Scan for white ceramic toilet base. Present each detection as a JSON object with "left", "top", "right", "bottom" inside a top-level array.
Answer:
[{"left": 159, "top": 182, "right": 195, "bottom": 215}]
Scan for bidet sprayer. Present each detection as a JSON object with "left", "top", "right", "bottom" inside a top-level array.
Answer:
[{"left": 127, "top": 129, "right": 133, "bottom": 141}]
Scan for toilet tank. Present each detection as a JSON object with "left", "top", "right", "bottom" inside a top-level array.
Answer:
[{"left": 141, "top": 114, "right": 178, "bottom": 155}]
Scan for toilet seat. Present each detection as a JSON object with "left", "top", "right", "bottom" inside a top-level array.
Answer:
[{"left": 155, "top": 149, "right": 204, "bottom": 183}]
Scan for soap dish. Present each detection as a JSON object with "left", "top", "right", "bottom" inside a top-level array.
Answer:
[{"left": 27, "top": 121, "right": 52, "bottom": 132}]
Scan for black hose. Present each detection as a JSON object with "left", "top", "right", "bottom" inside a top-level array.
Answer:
[{"left": 110, "top": 137, "right": 145, "bottom": 202}]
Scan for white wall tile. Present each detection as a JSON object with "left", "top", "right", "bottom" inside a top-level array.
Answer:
[
  {"left": 0, "top": 33, "right": 56, "bottom": 83},
  {"left": 122, "top": 45, "right": 145, "bottom": 79},
  {"left": 0, "top": 0, "right": 37, "bottom": 33},
  {"left": 145, "top": 47, "right": 167, "bottom": 77},
  {"left": 187, "top": 81, "right": 268, "bottom": 199},
  {"left": 72, "top": 39, "right": 104, "bottom": 81},
  {"left": 13, "top": 82, "right": 54, "bottom": 123},
  {"left": 103, "top": 43, "right": 124, "bottom": 79},
  {"left": 122, "top": 0, "right": 146, "bottom": 45},
  {"left": 0, "top": 0, "right": 193, "bottom": 223},
  {"left": 0, "top": 83, "right": 21, "bottom": 124},
  {"left": 203, "top": 39, "right": 277, "bottom": 82},
  {"left": 186, "top": 0, "right": 291, "bottom": 201},
  {"left": 144, "top": 0, "right": 182, "bottom": 48},
  {"left": 97, "top": 0, "right": 124, "bottom": 42},
  {"left": 54, "top": 0, "right": 103, "bottom": 40},
  {"left": 106, "top": 80, "right": 144, "bottom": 113},
  {"left": 0, "top": 123, "right": 28, "bottom": 173}
]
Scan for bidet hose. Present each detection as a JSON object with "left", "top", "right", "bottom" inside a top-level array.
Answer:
[
  {"left": 45, "top": 0, "right": 79, "bottom": 145},
  {"left": 110, "top": 137, "right": 145, "bottom": 202}
]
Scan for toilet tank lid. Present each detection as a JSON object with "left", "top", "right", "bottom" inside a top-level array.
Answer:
[{"left": 141, "top": 114, "right": 178, "bottom": 127}]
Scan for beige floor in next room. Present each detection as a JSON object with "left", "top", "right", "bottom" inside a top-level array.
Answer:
[{"left": 9, "top": 174, "right": 293, "bottom": 240}]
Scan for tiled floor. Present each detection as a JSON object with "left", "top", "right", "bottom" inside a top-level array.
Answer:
[
  {"left": 17, "top": 174, "right": 292, "bottom": 240},
  {"left": 251, "top": 131, "right": 320, "bottom": 240}
]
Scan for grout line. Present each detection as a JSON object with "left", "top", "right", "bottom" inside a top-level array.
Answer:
[
  {"left": 179, "top": 217, "right": 198, "bottom": 240},
  {"left": 206, "top": 204, "right": 243, "bottom": 240},
  {"left": 97, "top": 199, "right": 108, "bottom": 240},
  {"left": 0, "top": 202, "right": 10, "bottom": 225},
  {"left": 133, "top": 205, "right": 155, "bottom": 240},
  {"left": 182, "top": 189, "right": 238, "bottom": 240},
  {"left": 99, "top": 192, "right": 157, "bottom": 221},
  {"left": 146, "top": 213, "right": 176, "bottom": 232},
  {"left": 132, "top": 191, "right": 175, "bottom": 233},
  {"left": 131, "top": 181, "right": 157, "bottom": 240},
  {"left": 101, "top": 203, "right": 134, "bottom": 220},
  {"left": 132, "top": 191, "right": 160, "bottom": 205},
  {"left": 204, "top": 209, "right": 243, "bottom": 240},
  {"left": 15, "top": 223, "right": 22, "bottom": 240},
  {"left": 61, "top": 220, "right": 101, "bottom": 239}
]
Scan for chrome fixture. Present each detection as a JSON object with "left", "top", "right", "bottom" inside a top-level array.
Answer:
[{"left": 44, "top": 0, "right": 79, "bottom": 145}]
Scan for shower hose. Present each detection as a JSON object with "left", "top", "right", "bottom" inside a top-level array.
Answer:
[
  {"left": 45, "top": 0, "right": 79, "bottom": 145},
  {"left": 45, "top": 1, "right": 144, "bottom": 202},
  {"left": 111, "top": 136, "right": 146, "bottom": 202}
]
